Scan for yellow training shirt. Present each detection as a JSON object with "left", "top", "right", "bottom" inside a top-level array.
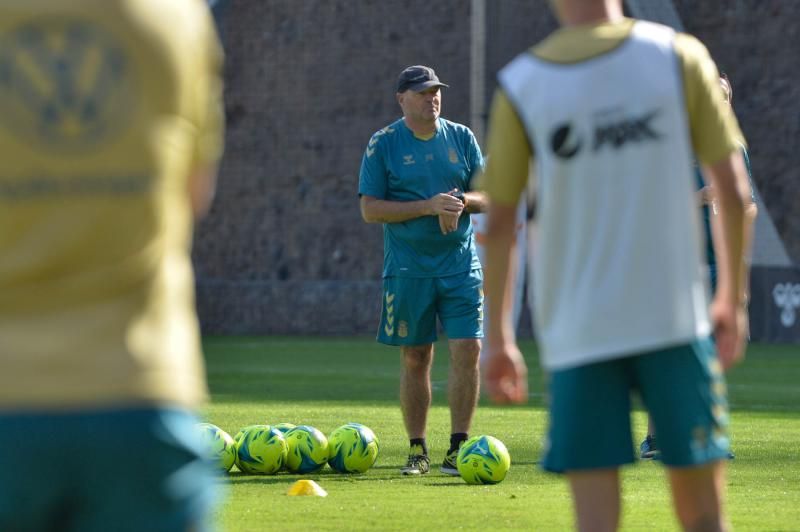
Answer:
[{"left": 0, "top": 0, "right": 224, "bottom": 410}]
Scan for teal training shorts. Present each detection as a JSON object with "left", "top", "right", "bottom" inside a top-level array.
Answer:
[
  {"left": 0, "top": 407, "right": 221, "bottom": 532},
  {"left": 377, "top": 268, "right": 484, "bottom": 345},
  {"left": 542, "top": 338, "right": 730, "bottom": 472}
]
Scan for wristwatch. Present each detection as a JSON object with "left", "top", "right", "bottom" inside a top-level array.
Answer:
[{"left": 450, "top": 189, "right": 465, "bottom": 205}]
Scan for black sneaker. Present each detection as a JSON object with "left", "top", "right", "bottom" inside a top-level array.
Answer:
[
  {"left": 640, "top": 435, "right": 660, "bottom": 460},
  {"left": 401, "top": 453, "right": 430, "bottom": 475},
  {"left": 440, "top": 448, "right": 460, "bottom": 476}
]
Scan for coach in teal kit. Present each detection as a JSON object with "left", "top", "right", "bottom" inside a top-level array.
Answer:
[{"left": 358, "top": 65, "right": 488, "bottom": 477}]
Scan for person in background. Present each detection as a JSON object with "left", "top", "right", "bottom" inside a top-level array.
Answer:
[{"left": 359, "top": 65, "right": 488, "bottom": 476}]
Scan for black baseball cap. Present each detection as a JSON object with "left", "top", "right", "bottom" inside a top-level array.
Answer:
[{"left": 396, "top": 65, "right": 449, "bottom": 93}]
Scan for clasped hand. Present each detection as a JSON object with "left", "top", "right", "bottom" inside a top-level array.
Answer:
[{"left": 429, "top": 189, "right": 464, "bottom": 234}]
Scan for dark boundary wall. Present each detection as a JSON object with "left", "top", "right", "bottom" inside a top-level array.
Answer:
[
  {"left": 195, "top": 1, "right": 472, "bottom": 335},
  {"left": 196, "top": 0, "right": 799, "bottom": 340},
  {"left": 750, "top": 267, "right": 800, "bottom": 343}
]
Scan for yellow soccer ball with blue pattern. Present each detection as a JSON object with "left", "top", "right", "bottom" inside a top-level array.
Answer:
[
  {"left": 284, "top": 425, "right": 329, "bottom": 474},
  {"left": 195, "top": 423, "right": 236, "bottom": 473},
  {"left": 456, "top": 435, "right": 511, "bottom": 485},
  {"left": 234, "top": 425, "right": 288, "bottom": 474},
  {"left": 232, "top": 424, "right": 267, "bottom": 471},
  {"left": 232, "top": 424, "right": 258, "bottom": 449},
  {"left": 327, "top": 423, "right": 379, "bottom": 474},
  {"left": 272, "top": 422, "right": 296, "bottom": 434},
  {"left": 264, "top": 423, "right": 296, "bottom": 471}
]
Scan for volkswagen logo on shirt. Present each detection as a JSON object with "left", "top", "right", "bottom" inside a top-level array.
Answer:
[{"left": 0, "top": 18, "right": 135, "bottom": 152}]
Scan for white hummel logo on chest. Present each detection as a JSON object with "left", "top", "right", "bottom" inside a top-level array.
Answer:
[{"left": 403, "top": 155, "right": 415, "bottom": 165}]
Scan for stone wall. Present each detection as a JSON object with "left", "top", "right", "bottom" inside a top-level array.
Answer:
[
  {"left": 194, "top": 0, "right": 799, "bottom": 335},
  {"left": 672, "top": 0, "right": 800, "bottom": 263},
  {"left": 194, "top": 0, "right": 474, "bottom": 334}
]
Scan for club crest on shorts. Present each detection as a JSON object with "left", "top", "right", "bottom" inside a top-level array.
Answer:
[{"left": 398, "top": 321, "right": 408, "bottom": 338}]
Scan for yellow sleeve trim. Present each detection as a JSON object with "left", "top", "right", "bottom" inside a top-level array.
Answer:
[
  {"left": 478, "top": 90, "right": 531, "bottom": 205},
  {"left": 675, "top": 33, "right": 745, "bottom": 165},
  {"left": 533, "top": 18, "right": 634, "bottom": 64}
]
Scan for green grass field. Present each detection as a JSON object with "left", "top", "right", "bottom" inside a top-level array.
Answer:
[{"left": 201, "top": 337, "right": 800, "bottom": 531}]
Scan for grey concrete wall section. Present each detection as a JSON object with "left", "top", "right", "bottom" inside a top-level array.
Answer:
[
  {"left": 625, "top": 0, "right": 685, "bottom": 30},
  {"left": 671, "top": 0, "right": 800, "bottom": 264},
  {"left": 628, "top": 0, "right": 792, "bottom": 267},
  {"left": 194, "top": 0, "right": 472, "bottom": 334},
  {"left": 194, "top": 0, "right": 799, "bottom": 335},
  {"left": 196, "top": 279, "right": 381, "bottom": 335}
]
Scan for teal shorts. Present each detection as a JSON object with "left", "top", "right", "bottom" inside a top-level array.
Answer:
[
  {"left": 0, "top": 407, "right": 220, "bottom": 532},
  {"left": 377, "top": 268, "right": 483, "bottom": 345},
  {"left": 542, "top": 338, "right": 730, "bottom": 472}
]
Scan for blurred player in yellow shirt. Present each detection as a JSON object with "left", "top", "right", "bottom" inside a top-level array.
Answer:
[{"left": 0, "top": 0, "right": 224, "bottom": 530}]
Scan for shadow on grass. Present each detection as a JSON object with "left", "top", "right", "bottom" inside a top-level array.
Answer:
[
  {"left": 227, "top": 474, "right": 291, "bottom": 486},
  {"left": 228, "top": 469, "right": 397, "bottom": 484},
  {"left": 226, "top": 458, "right": 541, "bottom": 487}
]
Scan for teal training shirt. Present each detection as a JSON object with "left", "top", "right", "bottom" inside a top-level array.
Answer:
[{"left": 359, "top": 117, "right": 484, "bottom": 278}]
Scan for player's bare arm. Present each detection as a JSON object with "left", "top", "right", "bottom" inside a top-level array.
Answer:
[
  {"left": 703, "top": 150, "right": 752, "bottom": 369},
  {"left": 360, "top": 193, "right": 463, "bottom": 224},
  {"left": 742, "top": 198, "right": 758, "bottom": 299},
  {"left": 482, "top": 201, "right": 528, "bottom": 404},
  {"left": 462, "top": 191, "right": 488, "bottom": 214},
  {"left": 189, "top": 166, "right": 219, "bottom": 220}
]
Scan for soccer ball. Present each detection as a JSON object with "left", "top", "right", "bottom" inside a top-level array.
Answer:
[
  {"left": 234, "top": 425, "right": 288, "bottom": 474},
  {"left": 233, "top": 424, "right": 271, "bottom": 471},
  {"left": 284, "top": 425, "right": 329, "bottom": 474},
  {"left": 265, "top": 423, "right": 296, "bottom": 472},
  {"left": 195, "top": 423, "right": 236, "bottom": 473},
  {"left": 327, "top": 423, "right": 379, "bottom": 474},
  {"left": 456, "top": 435, "right": 511, "bottom": 485},
  {"left": 233, "top": 424, "right": 258, "bottom": 445},
  {"left": 272, "top": 422, "right": 297, "bottom": 434}
]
